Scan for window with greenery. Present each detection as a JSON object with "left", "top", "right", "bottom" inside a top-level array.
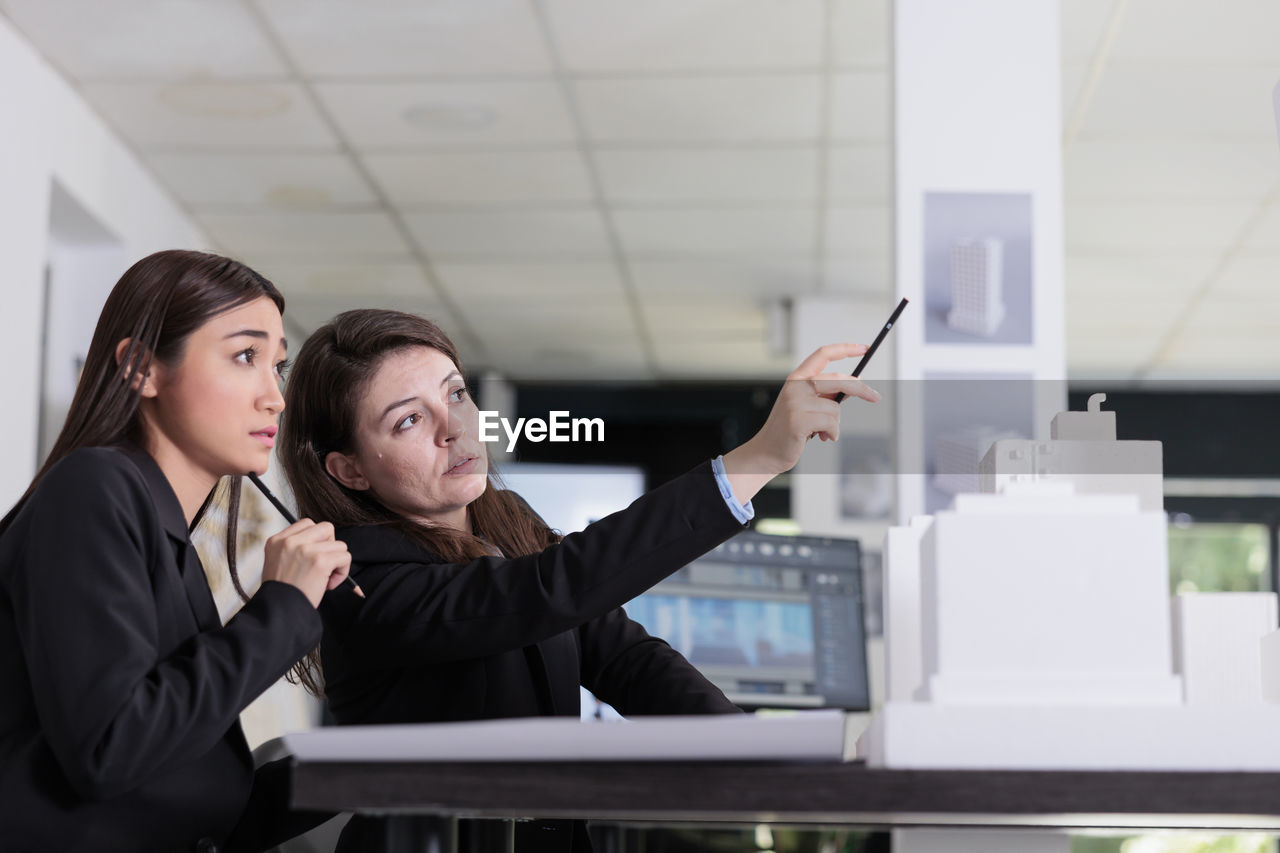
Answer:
[{"left": 1166, "top": 521, "right": 1270, "bottom": 594}]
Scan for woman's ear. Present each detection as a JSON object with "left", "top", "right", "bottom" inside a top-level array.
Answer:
[
  {"left": 115, "top": 338, "right": 159, "bottom": 398},
  {"left": 325, "top": 451, "right": 370, "bottom": 491}
]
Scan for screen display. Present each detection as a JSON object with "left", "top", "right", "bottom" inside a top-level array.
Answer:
[{"left": 624, "top": 532, "right": 870, "bottom": 710}]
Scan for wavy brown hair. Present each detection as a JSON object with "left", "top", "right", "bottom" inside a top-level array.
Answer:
[
  {"left": 278, "top": 309, "right": 559, "bottom": 695},
  {"left": 0, "top": 249, "right": 284, "bottom": 602}
]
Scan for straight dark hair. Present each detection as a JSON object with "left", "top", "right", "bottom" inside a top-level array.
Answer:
[
  {"left": 278, "top": 309, "right": 559, "bottom": 695},
  {"left": 0, "top": 249, "right": 286, "bottom": 601}
]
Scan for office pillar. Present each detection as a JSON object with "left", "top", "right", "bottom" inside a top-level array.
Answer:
[{"left": 892, "top": 0, "right": 1067, "bottom": 522}]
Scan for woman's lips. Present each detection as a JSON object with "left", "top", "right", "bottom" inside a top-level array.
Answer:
[
  {"left": 446, "top": 456, "right": 478, "bottom": 476},
  {"left": 251, "top": 426, "right": 277, "bottom": 448}
]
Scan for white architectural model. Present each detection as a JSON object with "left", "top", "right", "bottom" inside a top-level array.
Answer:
[
  {"left": 946, "top": 238, "right": 1005, "bottom": 337},
  {"left": 933, "top": 426, "right": 1021, "bottom": 495},
  {"left": 861, "top": 396, "right": 1280, "bottom": 770},
  {"left": 979, "top": 392, "right": 1163, "bottom": 511}
]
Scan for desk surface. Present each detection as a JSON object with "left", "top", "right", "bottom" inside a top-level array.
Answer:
[{"left": 290, "top": 760, "right": 1280, "bottom": 831}]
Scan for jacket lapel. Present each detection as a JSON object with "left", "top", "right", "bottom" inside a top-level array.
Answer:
[
  {"left": 119, "top": 445, "right": 224, "bottom": 632},
  {"left": 174, "top": 537, "right": 224, "bottom": 632}
]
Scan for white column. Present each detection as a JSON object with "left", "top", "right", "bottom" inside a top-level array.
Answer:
[
  {"left": 892, "top": 0, "right": 1067, "bottom": 523},
  {"left": 888, "top": 4, "right": 1068, "bottom": 847}
]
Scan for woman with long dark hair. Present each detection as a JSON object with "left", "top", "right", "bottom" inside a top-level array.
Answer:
[
  {"left": 278, "top": 308, "right": 878, "bottom": 852},
  {"left": 0, "top": 250, "right": 352, "bottom": 852}
]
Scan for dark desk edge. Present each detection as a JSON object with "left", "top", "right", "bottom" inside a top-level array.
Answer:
[{"left": 290, "top": 759, "right": 1280, "bottom": 829}]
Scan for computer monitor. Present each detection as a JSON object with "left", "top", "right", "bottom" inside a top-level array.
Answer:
[
  {"left": 624, "top": 531, "right": 870, "bottom": 711},
  {"left": 497, "top": 462, "right": 645, "bottom": 535}
]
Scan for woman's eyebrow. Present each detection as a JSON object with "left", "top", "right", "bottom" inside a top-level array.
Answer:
[
  {"left": 380, "top": 396, "right": 419, "bottom": 421},
  {"left": 222, "top": 329, "right": 289, "bottom": 349},
  {"left": 222, "top": 328, "right": 267, "bottom": 340},
  {"left": 380, "top": 374, "right": 462, "bottom": 422}
]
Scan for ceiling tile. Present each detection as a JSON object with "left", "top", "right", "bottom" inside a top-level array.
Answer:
[
  {"left": 651, "top": 338, "right": 790, "bottom": 378},
  {"left": 1107, "top": 0, "right": 1280, "bottom": 64},
  {"left": 1065, "top": 201, "right": 1256, "bottom": 251},
  {"left": 0, "top": 0, "right": 286, "bottom": 78},
  {"left": 1237, "top": 205, "right": 1280, "bottom": 252},
  {"left": 1066, "top": 292, "right": 1188, "bottom": 334},
  {"left": 457, "top": 297, "right": 635, "bottom": 342},
  {"left": 630, "top": 258, "right": 815, "bottom": 296},
  {"left": 197, "top": 212, "right": 408, "bottom": 257},
  {"left": 828, "top": 72, "right": 890, "bottom": 141},
  {"left": 595, "top": 148, "right": 817, "bottom": 203},
  {"left": 1060, "top": 0, "right": 1120, "bottom": 64},
  {"left": 1209, "top": 253, "right": 1280, "bottom": 299},
  {"left": 1074, "top": 65, "right": 1278, "bottom": 141},
  {"left": 147, "top": 153, "right": 376, "bottom": 208},
  {"left": 822, "top": 255, "right": 892, "bottom": 293},
  {"left": 405, "top": 210, "right": 611, "bottom": 257},
  {"left": 1177, "top": 294, "right": 1280, "bottom": 333},
  {"left": 1066, "top": 333, "right": 1163, "bottom": 378},
  {"left": 545, "top": 0, "right": 824, "bottom": 72},
  {"left": 614, "top": 208, "right": 814, "bottom": 254},
  {"left": 574, "top": 75, "right": 821, "bottom": 143},
  {"left": 79, "top": 81, "right": 338, "bottom": 150},
  {"left": 825, "top": 205, "right": 892, "bottom": 256},
  {"left": 1065, "top": 253, "right": 1220, "bottom": 300},
  {"left": 1062, "top": 63, "right": 1090, "bottom": 123},
  {"left": 285, "top": 293, "right": 459, "bottom": 339},
  {"left": 830, "top": 0, "right": 890, "bottom": 67},
  {"left": 1151, "top": 329, "right": 1280, "bottom": 377},
  {"left": 316, "top": 81, "right": 576, "bottom": 149},
  {"left": 475, "top": 334, "right": 650, "bottom": 380},
  {"left": 641, "top": 294, "right": 766, "bottom": 337},
  {"left": 257, "top": 0, "right": 552, "bottom": 76},
  {"left": 363, "top": 151, "right": 595, "bottom": 206},
  {"left": 258, "top": 261, "right": 433, "bottom": 297},
  {"left": 433, "top": 261, "right": 626, "bottom": 300},
  {"left": 826, "top": 144, "right": 891, "bottom": 202},
  {"left": 1065, "top": 141, "right": 1280, "bottom": 201}
]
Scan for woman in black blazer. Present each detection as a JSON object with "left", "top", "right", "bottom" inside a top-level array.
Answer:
[
  {"left": 0, "top": 250, "right": 353, "bottom": 852},
  {"left": 278, "top": 308, "right": 879, "bottom": 852}
]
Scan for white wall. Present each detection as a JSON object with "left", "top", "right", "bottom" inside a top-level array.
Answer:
[{"left": 0, "top": 14, "right": 207, "bottom": 509}]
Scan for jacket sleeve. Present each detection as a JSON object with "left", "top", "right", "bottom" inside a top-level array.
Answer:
[
  {"left": 329, "top": 460, "right": 747, "bottom": 667},
  {"left": 578, "top": 607, "right": 741, "bottom": 715},
  {"left": 6, "top": 451, "right": 321, "bottom": 801}
]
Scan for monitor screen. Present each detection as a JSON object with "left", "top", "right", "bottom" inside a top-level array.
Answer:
[
  {"left": 497, "top": 462, "right": 645, "bottom": 535},
  {"left": 624, "top": 531, "right": 870, "bottom": 711}
]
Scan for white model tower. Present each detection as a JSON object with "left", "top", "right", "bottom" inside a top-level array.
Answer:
[{"left": 946, "top": 238, "right": 1005, "bottom": 337}]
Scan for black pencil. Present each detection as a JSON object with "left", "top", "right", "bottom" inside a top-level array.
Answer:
[
  {"left": 246, "top": 472, "right": 365, "bottom": 599},
  {"left": 834, "top": 297, "right": 909, "bottom": 403}
]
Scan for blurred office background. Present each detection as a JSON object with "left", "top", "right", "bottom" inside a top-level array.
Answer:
[{"left": 3, "top": 3, "right": 1280, "bottom": 851}]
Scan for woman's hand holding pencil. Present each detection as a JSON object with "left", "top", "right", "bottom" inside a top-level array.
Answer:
[
  {"left": 261, "top": 519, "right": 355, "bottom": 609},
  {"left": 249, "top": 473, "right": 365, "bottom": 603}
]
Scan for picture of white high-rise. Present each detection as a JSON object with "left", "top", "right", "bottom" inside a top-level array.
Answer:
[{"left": 947, "top": 238, "right": 1006, "bottom": 337}]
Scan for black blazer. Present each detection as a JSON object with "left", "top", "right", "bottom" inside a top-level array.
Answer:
[
  {"left": 0, "top": 446, "right": 322, "bottom": 853},
  {"left": 320, "top": 460, "right": 747, "bottom": 852}
]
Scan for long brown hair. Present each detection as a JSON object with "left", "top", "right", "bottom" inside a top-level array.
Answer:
[
  {"left": 279, "top": 309, "right": 558, "bottom": 694},
  {"left": 0, "top": 249, "right": 286, "bottom": 602}
]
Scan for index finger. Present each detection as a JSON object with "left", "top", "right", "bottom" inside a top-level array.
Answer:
[{"left": 790, "top": 343, "right": 869, "bottom": 380}]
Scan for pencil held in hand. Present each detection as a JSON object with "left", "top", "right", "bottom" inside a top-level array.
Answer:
[
  {"left": 247, "top": 473, "right": 365, "bottom": 599},
  {"left": 834, "top": 297, "right": 908, "bottom": 403}
]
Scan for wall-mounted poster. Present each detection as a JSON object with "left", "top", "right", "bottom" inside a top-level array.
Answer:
[
  {"left": 915, "top": 372, "right": 1036, "bottom": 514},
  {"left": 923, "top": 192, "right": 1033, "bottom": 346}
]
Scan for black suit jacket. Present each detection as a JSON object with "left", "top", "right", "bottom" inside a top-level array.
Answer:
[
  {"left": 320, "top": 460, "right": 747, "bottom": 852},
  {"left": 0, "top": 446, "right": 322, "bottom": 853}
]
